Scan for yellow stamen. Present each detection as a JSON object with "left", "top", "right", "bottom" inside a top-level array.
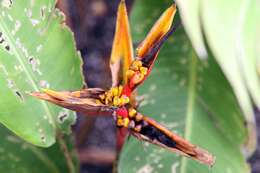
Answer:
[
  {"left": 113, "top": 96, "right": 121, "bottom": 106},
  {"left": 120, "top": 95, "right": 130, "bottom": 105},
  {"left": 123, "top": 118, "right": 130, "bottom": 127},
  {"left": 133, "top": 60, "right": 142, "bottom": 68},
  {"left": 140, "top": 67, "right": 148, "bottom": 75},
  {"left": 132, "top": 73, "right": 144, "bottom": 84},
  {"left": 117, "top": 118, "right": 124, "bottom": 126},
  {"left": 131, "top": 60, "right": 142, "bottom": 71},
  {"left": 118, "top": 85, "right": 123, "bottom": 96},
  {"left": 129, "top": 108, "right": 137, "bottom": 118},
  {"left": 126, "top": 69, "right": 136, "bottom": 79}
]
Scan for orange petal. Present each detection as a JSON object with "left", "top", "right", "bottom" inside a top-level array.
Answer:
[
  {"left": 137, "top": 4, "right": 176, "bottom": 58},
  {"left": 110, "top": 0, "right": 134, "bottom": 86}
]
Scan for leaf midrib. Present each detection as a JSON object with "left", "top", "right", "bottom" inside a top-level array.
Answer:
[
  {"left": 180, "top": 51, "right": 197, "bottom": 173},
  {"left": 0, "top": 14, "right": 55, "bottom": 129}
]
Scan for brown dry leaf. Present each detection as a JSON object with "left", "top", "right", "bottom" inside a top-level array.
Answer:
[
  {"left": 30, "top": 88, "right": 113, "bottom": 116},
  {"left": 131, "top": 115, "right": 215, "bottom": 166}
]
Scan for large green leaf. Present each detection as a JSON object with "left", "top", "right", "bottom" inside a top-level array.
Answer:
[
  {"left": 0, "top": 124, "right": 78, "bottom": 173},
  {"left": 175, "top": 0, "right": 259, "bottom": 153},
  {"left": 119, "top": 1, "right": 249, "bottom": 172},
  {"left": 0, "top": 0, "right": 83, "bottom": 147}
]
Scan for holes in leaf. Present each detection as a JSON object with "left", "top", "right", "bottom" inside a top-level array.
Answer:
[
  {"left": 11, "top": 20, "right": 21, "bottom": 35},
  {"left": 7, "top": 79, "right": 14, "bottom": 88},
  {"left": 2, "top": 0, "right": 12, "bottom": 8},
  {"left": 5, "top": 45, "right": 10, "bottom": 51},
  {"left": 6, "top": 79, "right": 24, "bottom": 101},
  {"left": 59, "top": 114, "right": 67, "bottom": 122},
  {"left": 40, "top": 6, "right": 47, "bottom": 19},
  {"left": 28, "top": 57, "right": 33, "bottom": 62},
  {"left": 57, "top": 110, "right": 69, "bottom": 123},
  {"left": 15, "top": 91, "right": 24, "bottom": 101},
  {"left": 39, "top": 80, "right": 50, "bottom": 88},
  {"left": 0, "top": 31, "right": 11, "bottom": 52},
  {"left": 28, "top": 56, "right": 42, "bottom": 75},
  {"left": 40, "top": 133, "right": 46, "bottom": 143}
]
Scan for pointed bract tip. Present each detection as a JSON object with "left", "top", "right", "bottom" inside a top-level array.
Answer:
[
  {"left": 136, "top": 2, "right": 177, "bottom": 58},
  {"left": 28, "top": 91, "right": 38, "bottom": 97},
  {"left": 194, "top": 146, "right": 216, "bottom": 166},
  {"left": 119, "top": 0, "right": 126, "bottom": 8},
  {"left": 170, "top": 3, "right": 177, "bottom": 10}
]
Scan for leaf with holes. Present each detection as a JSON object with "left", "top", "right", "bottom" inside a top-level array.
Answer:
[
  {"left": 0, "top": 124, "right": 79, "bottom": 173},
  {"left": 118, "top": 1, "right": 249, "bottom": 172},
  {"left": 0, "top": 1, "right": 83, "bottom": 147}
]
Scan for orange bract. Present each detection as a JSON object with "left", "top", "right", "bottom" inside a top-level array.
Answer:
[
  {"left": 110, "top": 0, "right": 134, "bottom": 86},
  {"left": 137, "top": 4, "right": 176, "bottom": 58}
]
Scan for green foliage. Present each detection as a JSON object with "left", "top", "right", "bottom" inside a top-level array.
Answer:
[
  {"left": 176, "top": 0, "right": 260, "bottom": 153},
  {"left": 0, "top": 0, "right": 83, "bottom": 147},
  {"left": 0, "top": 124, "right": 78, "bottom": 173},
  {"left": 118, "top": 0, "right": 250, "bottom": 172}
]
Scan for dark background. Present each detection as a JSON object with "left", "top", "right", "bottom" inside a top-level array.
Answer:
[{"left": 57, "top": 0, "right": 260, "bottom": 172}]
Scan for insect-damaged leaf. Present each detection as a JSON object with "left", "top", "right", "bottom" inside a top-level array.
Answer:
[
  {"left": 118, "top": 1, "right": 249, "bottom": 173},
  {"left": 0, "top": 1, "right": 83, "bottom": 147}
]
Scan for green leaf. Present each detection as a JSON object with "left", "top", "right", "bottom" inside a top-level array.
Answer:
[
  {"left": 0, "top": 0, "right": 83, "bottom": 147},
  {"left": 119, "top": 1, "right": 249, "bottom": 172},
  {"left": 0, "top": 124, "right": 78, "bottom": 173},
  {"left": 175, "top": 0, "right": 260, "bottom": 153},
  {"left": 175, "top": 0, "right": 207, "bottom": 58}
]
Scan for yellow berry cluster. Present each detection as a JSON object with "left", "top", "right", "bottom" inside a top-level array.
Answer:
[
  {"left": 98, "top": 85, "right": 129, "bottom": 106},
  {"left": 116, "top": 116, "right": 130, "bottom": 128},
  {"left": 126, "top": 60, "right": 148, "bottom": 84},
  {"left": 116, "top": 108, "right": 144, "bottom": 132}
]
